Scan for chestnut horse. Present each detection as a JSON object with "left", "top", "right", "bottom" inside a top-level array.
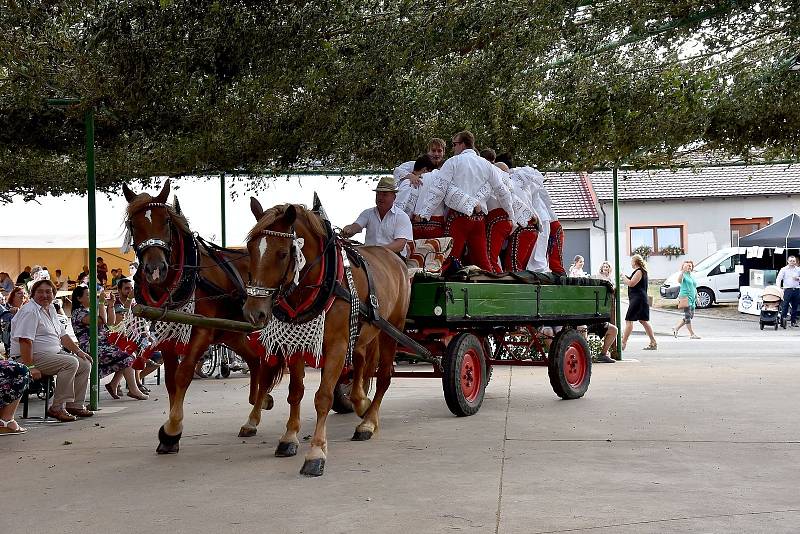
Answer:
[
  {"left": 243, "top": 200, "right": 410, "bottom": 476},
  {"left": 122, "top": 181, "right": 281, "bottom": 454}
]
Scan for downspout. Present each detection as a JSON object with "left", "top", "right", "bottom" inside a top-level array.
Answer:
[
  {"left": 583, "top": 171, "right": 608, "bottom": 260},
  {"left": 595, "top": 202, "right": 608, "bottom": 261}
]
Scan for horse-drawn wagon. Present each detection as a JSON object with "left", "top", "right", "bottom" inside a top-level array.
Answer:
[
  {"left": 121, "top": 180, "right": 613, "bottom": 476},
  {"left": 334, "top": 273, "right": 613, "bottom": 417}
]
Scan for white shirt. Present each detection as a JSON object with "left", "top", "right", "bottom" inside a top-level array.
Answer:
[
  {"left": 10, "top": 300, "right": 67, "bottom": 356},
  {"left": 354, "top": 205, "right": 414, "bottom": 256},
  {"left": 394, "top": 169, "right": 446, "bottom": 218},
  {"left": 418, "top": 149, "right": 514, "bottom": 219},
  {"left": 393, "top": 161, "right": 415, "bottom": 184},
  {"left": 777, "top": 265, "right": 800, "bottom": 289}
]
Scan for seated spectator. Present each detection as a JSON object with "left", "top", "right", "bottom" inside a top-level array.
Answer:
[
  {"left": 10, "top": 279, "right": 93, "bottom": 422},
  {"left": 110, "top": 269, "right": 125, "bottom": 287},
  {"left": 0, "top": 358, "right": 32, "bottom": 435},
  {"left": 54, "top": 269, "right": 70, "bottom": 291},
  {"left": 0, "top": 272, "right": 14, "bottom": 297},
  {"left": 111, "top": 278, "right": 161, "bottom": 394},
  {"left": 71, "top": 285, "right": 148, "bottom": 400},
  {"left": 595, "top": 261, "right": 615, "bottom": 287},
  {"left": 586, "top": 321, "right": 618, "bottom": 363},
  {"left": 568, "top": 255, "right": 588, "bottom": 277},
  {"left": 15, "top": 266, "right": 32, "bottom": 286}
]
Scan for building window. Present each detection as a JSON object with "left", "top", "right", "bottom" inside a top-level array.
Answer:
[
  {"left": 730, "top": 217, "right": 771, "bottom": 246},
  {"left": 629, "top": 225, "right": 684, "bottom": 255}
]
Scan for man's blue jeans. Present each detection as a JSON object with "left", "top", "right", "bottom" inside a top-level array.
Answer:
[{"left": 781, "top": 287, "right": 800, "bottom": 324}]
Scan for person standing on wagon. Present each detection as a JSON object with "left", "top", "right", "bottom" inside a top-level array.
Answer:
[
  {"left": 341, "top": 176, "right": 414, "bottom": 256},
  {"left": 416, "top": 130, "right": 514, "bottom": 272},
  {"left": 776, "top": 255, "right": 800, "bottom": 327}
]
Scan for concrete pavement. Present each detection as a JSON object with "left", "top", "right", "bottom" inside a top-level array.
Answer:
[{"left": 2, "top": 314, "right": 799, "bottom": 533}]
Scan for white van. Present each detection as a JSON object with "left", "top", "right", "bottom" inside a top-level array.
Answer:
[{"left": 659, "top": 248, "right": 744, "bottom": 308}]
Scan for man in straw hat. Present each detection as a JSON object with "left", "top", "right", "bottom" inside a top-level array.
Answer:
[{"left": 341, "top": 176, "right": 414, "bottom": 256}]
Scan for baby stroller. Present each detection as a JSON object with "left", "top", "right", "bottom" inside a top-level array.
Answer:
[{"left": 760, "top": 285, "right": 784, "bottom": 330}]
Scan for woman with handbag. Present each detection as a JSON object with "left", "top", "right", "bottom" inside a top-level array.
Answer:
[
  {"left": 673, "top": 260, "right": 701, "bottom": 339},
  {"left": 621, "top": 254, "right": 658, "bottom": 350}
]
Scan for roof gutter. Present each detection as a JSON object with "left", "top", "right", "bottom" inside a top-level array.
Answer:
[{"left": 582, "top": 172, "right": 608, "bottom": 261}]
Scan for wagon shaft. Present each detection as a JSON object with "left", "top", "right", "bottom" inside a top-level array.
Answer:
[{"left": 132, "top": 304, "right": 259, "bottom": 333}]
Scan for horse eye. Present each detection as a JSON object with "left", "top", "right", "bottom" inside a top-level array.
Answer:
[{"left": 277, "top": 251, "right": 289, "bottom": 260}]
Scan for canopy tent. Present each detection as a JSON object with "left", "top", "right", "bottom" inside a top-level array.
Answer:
[
  {"left": 738, "top": 214, "right": 800, "bottom": 249},
  {"left": 0, "top": 175, "right": 381, "bottom": 280}
]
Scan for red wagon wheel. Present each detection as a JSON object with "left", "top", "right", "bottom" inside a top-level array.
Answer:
[
  {"left": 547, "top": 329, "right": 592, "bottom": 399},
  {"left": 442, "top": 333, "right": 487, "bottom": 416}
]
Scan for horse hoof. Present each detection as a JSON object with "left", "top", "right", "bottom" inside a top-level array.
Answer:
[
  {"left": 275, "top": 441, "right": 298, "bottom": 457},
  {"left": 157, "top": 425, "right": 182, "bottom": 454},
  {"left": 352, "top": 430, "right": 373, "bottom": 441},
  {"left": 300, "top": 458, "right": 325, "bottom": 477},
  {"left": 262, "top": 394, "right": 274, "bottom": 411},
  {"left": 238, "top": 426, "right": 257, "bottom": 438},
  {"left": 156, "top": 442, "right": 180, "bottom": 454}
]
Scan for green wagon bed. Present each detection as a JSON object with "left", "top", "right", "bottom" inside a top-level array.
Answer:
[{"left": 406, "top": 272, "right": 613, "bottom": 327}]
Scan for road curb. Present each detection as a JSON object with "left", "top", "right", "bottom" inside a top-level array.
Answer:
[{"left": 621, "top": 299, "right": 755, "bottom": 323}]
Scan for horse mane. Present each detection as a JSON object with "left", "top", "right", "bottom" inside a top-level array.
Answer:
[
  {"left": 246, "top": 204, "right": 327, "bottom": 242},
  {"left": 125, "top": 194, "right": 192, "bottom": 236}
]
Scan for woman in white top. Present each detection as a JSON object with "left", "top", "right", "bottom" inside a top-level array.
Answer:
[{"left": 568, "top": 255, "right": 587, "bottom": 277}]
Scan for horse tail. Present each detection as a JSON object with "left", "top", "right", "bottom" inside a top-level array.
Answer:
[{"left": 262, "top": 353, "right": 286, "bottom": 393}]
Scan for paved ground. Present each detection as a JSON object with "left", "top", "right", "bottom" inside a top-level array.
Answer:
[{"left": 3, "top": 308, "right": 799, "bottom": 534}]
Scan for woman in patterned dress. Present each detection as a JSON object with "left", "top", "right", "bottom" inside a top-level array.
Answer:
[
  {"left": 0, "top": 358, "right": 31, "bottom": 435},
  {"left": 70, "top": 286, "right": 148, "bottom": 400}
]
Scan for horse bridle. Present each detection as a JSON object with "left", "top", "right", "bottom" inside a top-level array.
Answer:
[
  {"left": 245, "top": 228, "right": 298, "bottom": 299},
  {"left": 127, "top": 202, "right": 174, "bottom": 259}
]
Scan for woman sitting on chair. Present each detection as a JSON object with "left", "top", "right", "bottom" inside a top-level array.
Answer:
[{"left": 70, "top": 286, "right": 148, "bottom": 401}]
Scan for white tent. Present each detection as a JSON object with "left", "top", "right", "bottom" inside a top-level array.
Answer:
[{"left": 0, "top": 174, "right": 382, "bottom": 279}]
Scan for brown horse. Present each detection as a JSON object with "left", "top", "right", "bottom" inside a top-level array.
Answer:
[
  {"left": 243, "top": 199, "right": 410, "bottom": 476},
  {"left": 122, "top": 180, "right": 282, "bottom": 454}
]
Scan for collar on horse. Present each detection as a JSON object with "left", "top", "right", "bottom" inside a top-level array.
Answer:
[
  {"left": 246, "top": 221, "right": 343, "bottom": 324},
  {"left": 128, "top": 202, "right": 199, "bottom": 310}
]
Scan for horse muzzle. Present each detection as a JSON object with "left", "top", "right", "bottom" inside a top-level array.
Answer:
[
  {"left": 243, "top": 297, "right": 273, "bottom": 328},
  {"left": 143, "top": 260, "right": 169, "bottom": 284}
]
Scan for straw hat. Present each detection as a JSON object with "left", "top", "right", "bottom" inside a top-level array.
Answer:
[{"left": 373, "top": 176, "right": 398, "bottom": 193}]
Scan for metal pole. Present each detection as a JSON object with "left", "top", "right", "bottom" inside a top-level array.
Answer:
[
  {"left": 220, "top": 173, "right": 226, "bottom": 247},
  {"left": 613, "top": 166, "right": 622, "bottom": 360},
  {"left": 86, "top": 109, "right": 99, "bottom": 410}
]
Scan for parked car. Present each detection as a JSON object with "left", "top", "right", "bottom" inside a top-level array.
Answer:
[{"left": 660, "top": 248, "right": 744, "bottom": 308}]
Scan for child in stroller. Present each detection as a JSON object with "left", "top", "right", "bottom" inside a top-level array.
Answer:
[{"left": 760, "top": 286, "right": 784, "bottom": 330}]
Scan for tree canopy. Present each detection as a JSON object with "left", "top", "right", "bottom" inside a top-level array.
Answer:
[{"left": 1, "top": 0, "right": 799, "bottom": 200}]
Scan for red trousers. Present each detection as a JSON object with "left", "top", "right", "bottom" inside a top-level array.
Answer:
[
  {"left": 503, "top": 219, "right": 539, "bottom": 272},
  {"left": 412, "top": 216, "right": 445, "bottom": 239},
  {"left": 547, "top": 220, "right": 565, "bottom": 275},
  {"left": 445, "top": 212, "right": 493, "bottom": 272},
  {"left": 485, "top": 208, "right": 514, "bottom": 273}
]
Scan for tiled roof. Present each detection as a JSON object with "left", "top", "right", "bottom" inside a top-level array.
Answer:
[
  {"left": 590, "top": 164, "right": 800, "bottom": 202},
  {"left": 543, "top": 172, "right": 599, "bottom": 220}
]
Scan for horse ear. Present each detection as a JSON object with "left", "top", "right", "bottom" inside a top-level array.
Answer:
[
  {"left": 283, "top": 204, "right": 297, "bottom": 226},
  {"left": 250, "top": 197, "right": 264, "bottom": 220},
  {"left": 173, "top": 196, "right": 182, "bottom": 215},
  {"left": 154, "top": 179, "right": 171, "bottom": 204},
  {"left": 122, "top": 183, "right": 137, "bottom": 203}
]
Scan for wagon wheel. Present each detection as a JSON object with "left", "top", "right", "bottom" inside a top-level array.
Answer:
[
  {"left": 331, "top": 372, "right": 373, "bottom": 414},
  {"left": 442, "top": 333, "right": 487, "bottom": 417},
  {"left": 548, "top": 329, "right": 592, "bottom": 400}
]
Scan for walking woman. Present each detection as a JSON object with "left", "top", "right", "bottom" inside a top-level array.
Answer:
[
  {"left": 673, "top": 260, "right": 701, "bottom": 339},
  {"left": 621, "top": 254, "right": 658, "bottom": 350}
]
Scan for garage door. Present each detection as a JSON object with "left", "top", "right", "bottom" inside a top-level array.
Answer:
[{"left": 562, "top": 229, "right": 591, "bottom": 270}]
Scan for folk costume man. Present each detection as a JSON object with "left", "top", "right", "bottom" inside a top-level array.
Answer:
[
  {"left": 485, "top": 162, "right": 517, "bottom": 273},
  {"left": 341, "top": 176, "right": 414, "bottom": 257},
  {"left": 395, "top": 155, "right": 448, "bottom": 239},
  {"left": 503, "top": 166, "right": 544, "bottom": 272},
  {"left": 417, "top": 131, "right": 514, "bottom": 272},
  {"left": 393, "top": 138, "right": 447, "bottom": 189}
]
